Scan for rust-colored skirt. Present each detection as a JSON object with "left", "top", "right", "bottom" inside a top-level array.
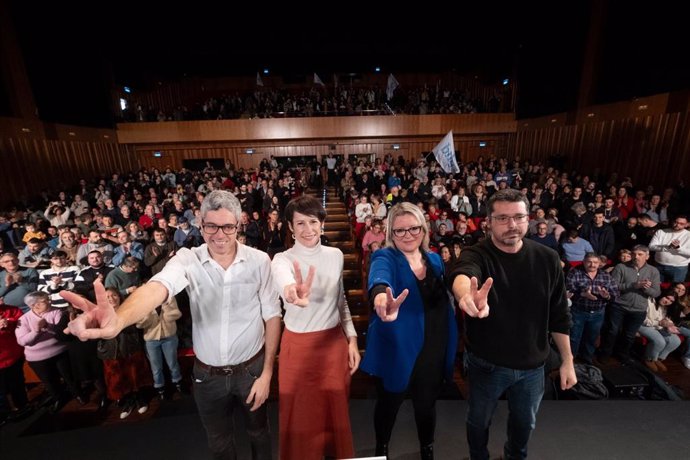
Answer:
[
  {"left": 102, "top": 351, "right": 152, "bottom": 401},
  {"left": 279, "top": 326, "right": 354, "bottom": 460}
]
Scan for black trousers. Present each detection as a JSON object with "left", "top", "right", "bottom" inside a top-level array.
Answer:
[
  {"left": 374, "top": 368, "right": 443, "bottom": 446},
  {"left": 0, "top": 358, "right": 29, "bottom": 413},
  {"left": 28, "top": 351, "right": 79, "bottom": 400}
]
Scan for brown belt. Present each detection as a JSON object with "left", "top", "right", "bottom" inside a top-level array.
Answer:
[{"left": 194, "top": 348, "right": 264, "bottom": 376}]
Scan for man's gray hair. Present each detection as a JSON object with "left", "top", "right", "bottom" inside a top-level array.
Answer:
[
  {"left": 200, "top": 190, "right": 242, "bottom": 223},
  {"left": 632, "top": 244, "right": 650, "bottom": 253}
]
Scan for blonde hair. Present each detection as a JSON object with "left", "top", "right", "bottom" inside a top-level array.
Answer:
[{"left": 385, "top": 202, "right": 430, "bottom": 252}]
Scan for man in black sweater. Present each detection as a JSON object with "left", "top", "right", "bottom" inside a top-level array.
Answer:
[{"left": 449, "top": 188, "right": 576, "bottom": 460}]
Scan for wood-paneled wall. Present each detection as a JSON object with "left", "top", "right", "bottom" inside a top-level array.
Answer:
[
  {"left": 135, "top": 134, "right": 515, "bottom": 171},
  {"left": 515, "top": 93, "right": 690, "bottom": 188},
  {"left": 0, "top": 136, "right": 137, "bottom": 208}
]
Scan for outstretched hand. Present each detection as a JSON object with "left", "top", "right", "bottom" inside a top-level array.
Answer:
[
  {"left": 373, "top": 287, "right": 409, "bottom": 322},
  {"left": 459, "top": 277, "right": 493, "bottom": 318},
  {"left": 283, "top": 260, "right": 316, "bottom": 307},
  {"left": 60, "top": 280, "right": 121, "bottom": 341}
]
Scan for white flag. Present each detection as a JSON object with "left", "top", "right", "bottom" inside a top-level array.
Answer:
[
  {"left": 386, "top": 73, "right": 399, "bottom": 100},
  {"left": 256, "top": 72, "right": 264, "bottom": 87},
  {"left": 432, "top": 131, "right": 460, "bottom": 174},
  {"left": 314, "top": 73, "right": 325, "bottom": 86}
]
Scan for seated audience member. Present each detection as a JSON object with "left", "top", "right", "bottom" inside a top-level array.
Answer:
[
  {"left": 98, "top": 215, "right": 123, "bottom": 246},
  {"left": 648, "top": 215, "right": 690, "bottom": 283},
  {"left": 566, "top": 252, "right": 619, "bottom": 364},
  {"left": 144, "top": 228, "right": 176, "bottom": 276},
  {"left": 529, "top": 222, "right": 559, "bottom": 252},
  {"left": 15, "top": 292, "right": 82, "bottom": 412},
  {"left": 362, "top": 219, "right": 385, "bottom": 258},
  {"left": 173, "top": 216, "right": 202, "bottom": 249},
  {"left": 37, "top": 251, "right": 80, "bottom": 308},
  {"left": 0, "top": 298, "right": 30, "bottom": 423},
  {"left": 136, "top": 297, "right": 184, "bottom": 400},
  {"left": 57, "top": 230, "right": 80, "bottom": 265},
  {"left": 638, "top": 292, "right": 681, "bottom": 372},
  {"left": 561, "top": 229, "right": 594, "bottom": 263},
  {"left": 105, "top": 256, "right": 141, "bottom": 299},
  {"left": 0, "top": 252, "right": 39, "bottom": 313},
  {"left": 97, "top": 288, "right": 152, "bottom": 419},
  {"left": 76, "top": 230, "right": 114, "bottom": 268},
  {"left": 111, "top": 231, "right": 145, "bottom": 267},
  {"left": 18, "top": 238, "right": 53, "bottom": 269},
  {"left": 668, "top": 283, "right": 690, "bottom": 369},
  {"left": 20, "top": 222, "right": 46, "bottom": 245},
  {"left": 125, "top": 221, "right": 149, "bottom": 246}
]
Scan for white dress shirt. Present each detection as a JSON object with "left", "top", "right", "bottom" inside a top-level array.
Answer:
[{"left": 150, "top": 242, "right": 281, "bottom": 366}]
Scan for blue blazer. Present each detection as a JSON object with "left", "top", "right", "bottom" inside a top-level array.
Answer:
[{"left": 360, "top": 247, "right": 458, "bottom": 392}]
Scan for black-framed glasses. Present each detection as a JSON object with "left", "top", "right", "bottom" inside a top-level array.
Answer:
[
  {"left": 392, "top": 226, "right": 423, "bottom": 238},
  {"left": 202, "top": 223, "right": 238, "bottom": 235},
  {"left": 491, "top": 214, "right": 529, "bottom": 224}
]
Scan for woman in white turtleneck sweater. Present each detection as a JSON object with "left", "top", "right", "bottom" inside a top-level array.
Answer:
[{"left": 271, "top": 195, "right": 359, "bottom": 460}]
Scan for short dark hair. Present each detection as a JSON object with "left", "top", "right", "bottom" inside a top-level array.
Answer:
[
  {"left": 284, "top": 195, "right": 326, "bottom": 223},
  {"left": 487, "top": 189, "right": 530, "bottom": 218}
]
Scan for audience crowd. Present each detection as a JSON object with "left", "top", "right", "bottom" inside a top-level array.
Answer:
[{"left": 1, "top": 150, "right": 689, "bottom": 426}]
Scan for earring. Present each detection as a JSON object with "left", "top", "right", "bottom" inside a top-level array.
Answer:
[
  {"left": 292, "top": 233, "right": 296, "bottom": 240},
  {"left": 321, "top": 227, "right": 325, "bottom": 235}
]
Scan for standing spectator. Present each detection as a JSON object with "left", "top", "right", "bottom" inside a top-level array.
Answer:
[
  {"left": 566, "top": 252, "right": 619, "bottom": 364},
  {"left": 0, "top": 299, "right": 30, "bottom": 423},
  {"left": 73, "top": 250, "right": 114, "bottom": 303},
  {"left": 648, "top": 216, "right": 690, "bottom": 283},
  {"left": 0, "top": 252, "right": 39, "bottom": 312},
  {"left": 136, "top": 297, "right": 183, "bottom": 400},
  {"left": 15, "top": 292, "right": 82, "bottom": 412},
  {"left": 96, "top": 288, "right": 152, "bottom": 419},
  {"left": 598, "top": 245, "right": 661, "bottom": 364},
  {"left": 105, "top": 257, "right": 141, "bottom": 299},
  {"left": 37, "top": 251, "right": 80, "bottom": 308}
]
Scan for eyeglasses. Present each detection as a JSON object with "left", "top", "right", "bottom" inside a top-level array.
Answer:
[
  {"left": 202, "top": 223, "right": 238, "bottom": 235},
  {"left": 490, "top": 214, "right": 529, "bottom": 224},
  {"left": 391, "top": 226, "right": 423, "bottom": 238}
]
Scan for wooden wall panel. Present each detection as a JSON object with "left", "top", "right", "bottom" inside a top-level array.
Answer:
[
  {"left": 0, "top": 137, "right": 138, "bottom": 208},
  {"left": 117, "top": 114, "right": 517, "bottom": 144},
  {"left": 516, "top": 112, "right": 690, "bottom": 188}
]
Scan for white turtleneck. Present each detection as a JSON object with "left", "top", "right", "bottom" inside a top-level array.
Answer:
[{"left": 271, "top": 240, "right": 356, "bottom": 337}]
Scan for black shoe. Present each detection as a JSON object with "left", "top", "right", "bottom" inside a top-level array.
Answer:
[
  {"left": 421, "top": 443, "right": 434, "bottom": 460},
  {"left": 47, "top": 398, "right": 62, "bottom": 414},
  {"left": 157, "top": 388, "right": 166, "bottom": 400},
  {"left": 174, "top": 382, "right": 187, "bottom": 394},
  {"left": 7, "top": 406, "right": 32, "bottom": 421},
  {"left": 76, "top": 395, "right": 88, "bottom": 405},
  {"left": 375, "top": 442, "right": 389, "bottom": 457},
  {"left": 98, "top": 395, "right": 109, "bottom": 411}
]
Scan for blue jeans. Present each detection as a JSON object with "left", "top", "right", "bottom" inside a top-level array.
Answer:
[
  {"left": 598, "top": 305, "right": 646, "bottom": 361},
  {"left": 464, "top": 351, "right": 544, "bottom": 460},
  {"left": 569, "top": 307, "right": 606, "bottom": 362},
  {"left": 638, "top": 326, "right": 682, "bottom": 360},
  {"left": 656, "top": 264, "right": 688, "bottom": 283},
  {"left": 145, "top": 335, "right": 182, "bottom": 388},
  {"left": 193, "top": 352, "right": 271, "bottom": 460}
]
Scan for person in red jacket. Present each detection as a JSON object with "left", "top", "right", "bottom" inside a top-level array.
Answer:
[{"left": 0, "top": 298, "right": 30, "bottom": 424}]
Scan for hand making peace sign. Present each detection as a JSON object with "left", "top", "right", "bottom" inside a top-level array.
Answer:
[
  {"left": 283, "top": 260, "right": 316, "bottom": 307},
  {"left": 373, "top": 287, "right": 410, "bottom": 322}
]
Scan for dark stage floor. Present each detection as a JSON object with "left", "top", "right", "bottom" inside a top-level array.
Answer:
[{"left": 3, "top": 398, "right": 690, "bottom": 460}]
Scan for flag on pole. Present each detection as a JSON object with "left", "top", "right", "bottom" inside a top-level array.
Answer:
[
  {"left": 256, "top": 72, "right": 264, "bottom": 87},
  {"left": 431, "top": 130, "right": 460, "bottom": 174},
  {"left": 386, "top": 73, "right": 399, "bottom": 100},
  {"left": 314, "top": 73, "right": 325, "bottom": 86}
]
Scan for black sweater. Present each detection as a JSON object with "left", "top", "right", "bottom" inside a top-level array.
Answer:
[{"left": 449, "top": 237, "right": 571, "bottom": 369}]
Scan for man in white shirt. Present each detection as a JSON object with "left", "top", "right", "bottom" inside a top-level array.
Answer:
[
  {"left": 649, "top": 215, "right": 690, "bottom": 282},
  {"left": 62, "top": 190, "right": 281, "bottom": 460}
]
